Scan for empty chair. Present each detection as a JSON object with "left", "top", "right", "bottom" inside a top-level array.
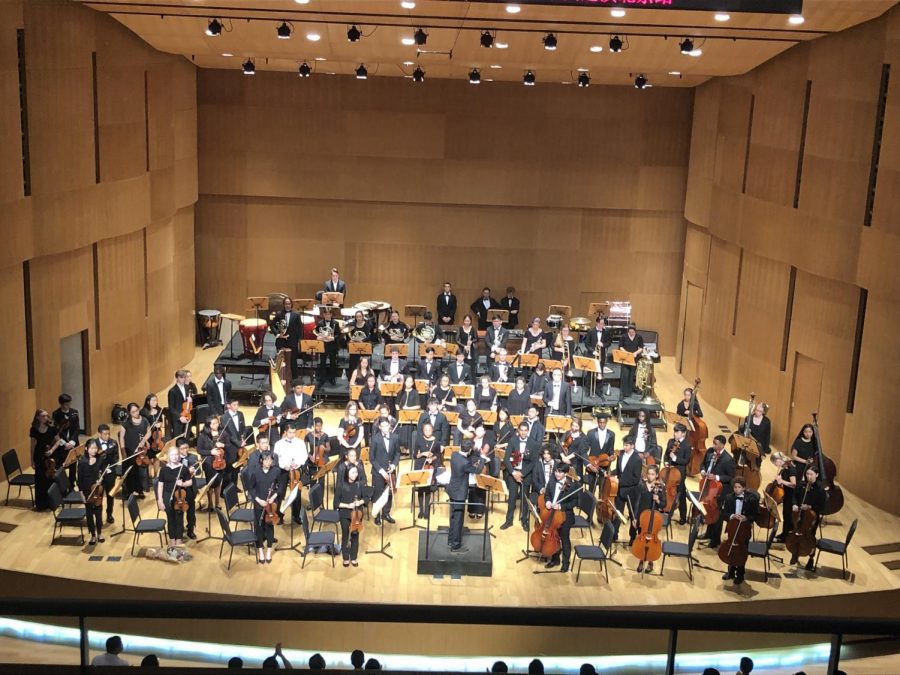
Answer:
[
  {"left": 747, "top": 526, "right": 779, "bottom": 580},
  {"left": 126, "top": 494, "right": 166, "bottom": 556},
  {"left": 3, "top": 449, "right": 35, "bottom": 508},
  {"left": 660, "top": 518, "right": 701, "bottom": 581},
  {"left": 299, "top": 507, "right": 336, "bottom": 569},
  {"left": 47, "top": 483, "right": 86, "bottom": 545},
  {"left": 573, "top": 520, "right": 617, "bottom": 583},
  {"left": 571, "top": 489, "right": 597, "bottom": 545},
  {"left": 54, "top": 467, "right": 85, "bottom": 505},
  {"left": 815, "top": 518, "right": 858, "bottom": 579},
  {"left": 223, "top": 482, "right": 255, "bottom": 530},
  {"left": 215, "top": 508, "right": 257, "bottom": 570},
  {"left": 308, "top": 482, "right": 340, "bottom": 536}
]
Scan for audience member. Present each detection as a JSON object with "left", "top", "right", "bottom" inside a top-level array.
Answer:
[
  {"left": 309, "top": 652, "right": 326, "bottom": 670},
  {"left": 702, "top": 669, "right": 721, "bottom": 675},
  {"left": 90, "top": 636, "right": 129, "bottom": 667},
  {"left": 350, "top": 650, "right": 365, "bottom": 669},
  {"left": 528, "top": 659, "right": 545, "bottom": 675},
  {"left": 140, "top": 654, "right": 159, "bottom": 667},
  {"left": 262, "top": 643, "right": 293, "bottom": 670},
  {"left": 227, "top": 657, "right": 244, "bottom": 669},
  {"left": 579, "top": 665, "right": 597, "bottom": 675},
  {"left": 737, "top": 656, "right": 753, "bottom": 674},
  {"left": 491, "top": 661, "right": 508, "bottom": 673},
  {"left": 364, "top": 657, "right": 382, "bottom": 670}
]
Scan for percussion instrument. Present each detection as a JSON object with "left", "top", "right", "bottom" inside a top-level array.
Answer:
[
  {"left": 197, "top": 309, "right": 222, "bottom": 347},
  {"left": 300, "top": 314, "right": 316, "bottom": 340},
  {"left": 546, "top": 314, "right": 564, "bottom": 329},
  {"left": 267, "top": 292, "right": 290, "bottom": 314},
  {"left": 569, "top": 316, "right": 593, "bottom": 332},
  {"left": 239, "top": 318, "right": 268, "bottom": 356},
  {"left": 341, "top": 307, "right": 357, "bottom": 318}
]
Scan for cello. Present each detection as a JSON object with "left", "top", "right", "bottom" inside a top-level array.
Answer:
[
  {"left": 630, "top": 479, "right": 665, "bottom": 573},
  {"left": 692, "top": 451, "right": 723, "bottom": 526},
  {"left": 811, "top": 412, "right": 844, "bottom": 516},
  {"left": 531, "top": 487, "right": 579, "bottom": 559},
  {"left": 785, "top": 476, "right": 819, "bottom": 562},
  {"left": 718, "top": 511, "right": 752, "bottom": 571},
  {"left": 659, "top": 463, "right": 681, "bottom": 515},
  {"left": 685, "top": 378, "right": 709, "bottom": 476}
]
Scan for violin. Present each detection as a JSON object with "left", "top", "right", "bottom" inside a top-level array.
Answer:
[
  {"left": 257, "top": 415, "right": 278, "bottom": 434},
  {"left": 685, "top": 378, "right": 709, "bottom": 476},
  {"left": 150, "top": 426, "right": 165, "bottom": 455},
  {"left": 312, "top": 434, "right": 329, "bottom": 468},
  {"left": 717, "top": 513, "right": 751, "bottom": 568},
  {"left": 343, "top": 420, "right": 359, "bottom": 443},
  {"left": 134, "top": 412, "right": 163, "bottom": 468},
  {"left": 631, "top": 481, "right": 665, "bottom": 568},
  {"left": 173, "top": 486, "right": 189, "bottom": 513},
  {"left": 263, "top": 483, "right": 281, "bottom": 524},
  {"left": 211, "top": 431, "right": 227, "bottom": 471},
  {"left": 87, "top": 478, "right": 105, "bottom": 507},
  {"left": 288, "top": 467, "right": 303, "bottom": 493},
  {"left": 350, "top": 485, "right": 364, "bottom": 534},
  {"left": 180, "top": 397, "right": 193, "bottom": 421}
]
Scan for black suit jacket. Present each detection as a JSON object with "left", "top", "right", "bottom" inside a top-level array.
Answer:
[
  {"left": 417, "top": 411, "right": 450, "bottom": 446},
  {"left": 506, "top": 389, "right": 530, "bottom": 416},
  {"left": 279, "top": 392, "right": 313, "bottom": 430},
  {"left": 532, "top": 460, "right": 554, "bottom": 493},
  {"left": 721, "top": 490, "right": 759, "bottom": 522},
  {"left": 436, "top": 293, "right": 457, "bottom": 324},
  {"left": 448, "top": 362, "right": 471, "bottom": 384},
  {"left": 664, "top": 437, "right": 692, "bottom": 469},
  {"left": 489, "top": 362, "right": 515, "bottom": 383},
  {"left": 470, "top": 296, "right": 500, "bottom": 330},
  {"left": 370, "top": 432, "right": 401, "bottom": 475},
  {"left": 380, "top": 358, "right": 409, "bottom": 381},
  {"left": 702, "top": 448, "right": 736, "bottom": 495},
  {"left": 583, "top": 327, "right": 611, "bottom": 354},
  {"left": 167, "top": 383, "right": 195, "bottom": 433},
  {"left": 587, "top": 427, "right": 616, "bottom": 458},
  {"left": 543, "top": 381, "right": 573, "bottom": 417},
  {"left": 503, "top": 436, "right": 538, "bottom": 479},
  {"left": 499, "top": 296, "right": 520, "bottom": 329},
  {"left": 447, "top": 451, "right": 485, "bottom": 502},
  {"left": 203, "top": 375, "right": 232, "bottom": 416},
  {"left": 418, "top": 359, "right": 441, "bottom": 385},
  {"left": 484, "top": 326, "right": 509, "bottom": 352},
  {"left": 544, "top": 476, "right": 579, "bottom": 525},
  {"left": 274, "top": 309, "right": 302, "bottom": 348},
  {"left": 615, "top": 450, "right": 643, "bottom": 490},
  {"left": 220, "top": 410, "right": 247, "bottom": 463},
  {"left": 526, "top": 419, "right": 545, "bottom": 444}
]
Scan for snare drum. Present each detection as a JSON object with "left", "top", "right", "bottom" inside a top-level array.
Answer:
[
  {"left": 546, "top": 314, "right": 563, "bottom": 329},
  {"left": 239, "top": 319, "right": 268, "bottom": 356}
]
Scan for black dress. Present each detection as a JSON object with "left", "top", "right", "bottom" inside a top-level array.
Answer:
[
  {"left": 337, "top": 479, "right": 364, "bottom": 562},
  {"left": 30, "top": 426, "right": 56, "bottom": 510},
  {"left": 157, "top": 463, "right": 185, "bottom": 540}
]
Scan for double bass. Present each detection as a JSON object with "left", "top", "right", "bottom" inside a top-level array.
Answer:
[
  {"left": 730, "top": 394, "right": 761, "bottom": 491},
  {"left": 692, "top": 451, "right": 723, "bottom": 525},
  {"left": 685, "top": 378, "right": 709, "bottom": 476},
  {"left": 659, "top": 463, "right": 681, "bottom": 515},
  {"left": 811, "top": 412, "right": 844, "bottom": 516}
]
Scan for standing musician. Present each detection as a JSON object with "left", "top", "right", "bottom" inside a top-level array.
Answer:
[
  {"left": 790, "top": 423, "right": 818, "bottom": 468},
  {"left": 448, "top": 350, "right": 472, "bottom": 385},
  {"left": 196, "top": 416, "right": 229, "bottom": 510},
  {"left": 334, "top": 447, "right": 368, "bottom": 499},
  {"left": 470, "top": 287, "right": 500, "bottom": 331},
  {"left": 167, "top": 369, "right": 196, "bottom": 440},
  {"left": 176, "top": 437, "right": 201, "bottom": 540},
  {"left": 242, "top": 434, "right": 274, "bottom": 480},
  {"left": 467, "top": 426, "right": 497, "bottom": 519},
  {"left": 676, "top": 387, "right": 703, "bottom": 418},
  {"left": 315, "top": 306, "right": 340, "bottom": 387},
  {"left": 446, "top": 440, "right": 486, "bottom": 553},
  {"left": 118, "top": 403, "right": 151, "bottom": 501},
  {"left": 337, "top": 462, "right": 365, "bottom": 567},
  {"left": 490, "top": 349, "right": 515, "bottom": 384},
  {"left": 474, "top": 374, "right": 498, "bottom": 412},
  {"left": 141, "top": 394, "right": 166, "bottom": 487},
  {"left": 583, "top": 316, "right": 612, "bottom": 374},
  {"left": 78, "top": 439, "right": 106, "bottom": 546},
  {"left": 397, "top": 375, "right": 421, "bottom": 451},
  {"left": 380, "top": 346, "right": 408, "bottom": 384},
  {"left": 506, "top": 377, "right": 530, "bottom": 416},
  {"left": 248, "top": 450, "right": 280, "bottom": 565},
  {"left": 52, "top": 394, "right": 80, "bottom": 483},
  {"left": 626, "top": 409, "right": 660, "bottom": 463},
  {"left": 345, "top": 311, "right": 374, "bottom": 379},
  {"left": 221, "top": 399, "right": 249, "bottom": 489},
  {"left": 789, "top": 465, "right": 826, "bottom": 570},
  {"left": 720, "top": 476, "right": 758, "bottom": 584},
  {"left": 349, "top": 356, "right": 375, "bottom": 388},
  {"left": 413, "top": 311, "right": 444, "bottom": 346},
  {"left": 418, "top": 398, "right": 450, "bottom": 447},
  {"left": 280, "top": 379, "right": 314, "bottom": 431},
  {"left": 542, "top": 463, "right": 580, "bottom": 572},
  {"left": 370, "top": 418, "right": 400, "bottom": 526},
  {"left": 524, "top": 405, "right": 545, "bottom": 443},
  {"left": 614, "top": 438, "right": 643, "bottom": 545},
  {"left": 533, "top": 445, "right": 556, "bottom": 498},
  {"left": 456, "top": 315, "right": 478, "bottom": 380},
  {"left": 436, "top": 282, "right": 457, "bottom": 328},
  {"left": 203, "top": 366, "right": 232, "bottom": 416},
  {"left": 698, "top": 435, "right": 736, "bottom": 548},
  {"left": 559, "top": 418, "right": 589, "bottom": 479},
  {"left": 521, "top": 317, "right": 548, "bottom": 359},
  {"left": 544, "top": 368, "right": 573, "bottom": 417},
  {"left": 551, "top": 325, "right": 577, "bottom": 376},
  {"left": 585, "top": 412, "right": 615, "bottom": 496},
  {"left": 413, "top": 421, "right": 442, "bottom": 519},
  {"left": 528, "top": 362, "right": 549, "bottom": 410},
  {"left": 418, "top": 347, "right": 441, "bottom": 387},
  {"left": 770, "top": 451, "right": 798, "bottom": 542},
  {"left": 306, "top": 417, "right": 331, "bottom": 490},
  {"left": 30, "top": 410, "right": 57, "bottom": 511},
  {"left": 316, "top": 267, "right": 346, "bottom": 304},
  {"left": 502, "top": 422, "right": 538, "bottom": 531},
  {"left": 381, "top": 310, "right": 409, "bottom": 346},
  {"left": 664, "top": 423, "right": 692, "bottom": 525},
  {"left": 252, "top": 392, "right": 282, "bottom": 448},
  {"left": 275, "top": 425, "right": 308, "bottom": 525},
  {"left": 338, "top": 402, "right": 364, "bottom": 457},
  {"left": 633, "top": 464, "right": 667, "bottom": 573},
  {"left": 744, "top": 401, "right": 772, "bottom": 465},
  {"left": 618, "top": 324, "right": 644, "bottom": 402},
  {"left": 485, "top": 315, "right": 509, "bottom": 358},
  {"left": 500, "top": 286, "right": 520, "bottom": 329},
  {"left": 272, "top": 296, "right": 302, "bottom": 373},
  {"left": 95, "top": 424, "right": 120, "bottom": 524},
  {"left": 357, "top": 373, "right": 382, "bottom": 444},
  {"left": 433, "top": 374, "right": 457, "bottom": 411},
  {"left": 156, "top": 447, "right": 191, "bottom": 550}
]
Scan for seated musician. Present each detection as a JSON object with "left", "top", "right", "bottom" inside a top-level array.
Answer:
[
  {"left": 346, "top": 311, "right": 374, "bottom": 377},
  {"left": 380, "top": 346, "right": 408, "bottom": 383},
  {"left": 470, "top": 287, "right": 500, "bottom": 331},
  {"left": 544, "top": 368, "right": 573, "bottom": 417},
  {"left": 253, "top": 391, "right": 282, "bottom": 447},
  {"left": 625, "top": 408, "right": 659, "bottom": 461},
  {"left": 474, "top": 374, "right": 498, "bottom": 412},
  {"left": 455, "top": 399, "right": 482, "bottom": 445},
  {"left": 448, "top": 351, "right": 471, "bottom": 385},
  {"left": 485, "top": 315, "right": 509, "bottom": 357},
  {"left": 676, "top": 387, "right": 703, "bottom": 418},
  {"left": 315, "top": 267, "right": 346, "bottom": 304},
  {"left": 338, "top": 402, "right": 363, "bottom": 456},
  {"left": 414, "top": 311, "right": 445, "bottom": 346},
  {"left": 720, "top": 475, "right": 757, "bottom": 584},
  {"left": 633, "top": 464, "right": 667, "bottom": 574},
  {"left": 334, "top": 446, "right": 368, "bottom": 496},
  {"left": 418, "top": 398, "right": 450, "bottom": 447},
  {"left": 306, "top": 417, "right": 332, "bottom": 490},
  {"left": 790, "top": 423, "right": 818, "bottom": 468},
  {"left": 490, "top": 349, "right": 514, "bottom": 383},
  {"left": 413, "top": 421, "right": 442, "bottom": 519},
  {"left": 419, "top": 347, "right": 441, "bottom": 386},
  {"left": 433, "top": 374, "right": 456, "bottom": 411},
  {"left": 506, "top": 376, "right": 530, "bottom": 416},
  {"left": 381, "top": 310, "right": 409, "bottom": 345}
]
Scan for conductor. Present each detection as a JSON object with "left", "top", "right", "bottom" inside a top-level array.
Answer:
[{"left": 446, "top": 440, "right": 486, "bottom": 553}]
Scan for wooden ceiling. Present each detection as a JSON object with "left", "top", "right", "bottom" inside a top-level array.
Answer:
[{"left": 78, "top": 0, "right": 897, "bottom": 87}]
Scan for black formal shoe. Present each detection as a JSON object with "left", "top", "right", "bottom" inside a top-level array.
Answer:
[
  {"left": 646, "top": 562, "right": 654, "bottom": 574},
  {"left": 187, "top": 531, "right": 197, "bottom": 540},
  {"left": 676, "top": 519, "right": 687, "bottom": 526},
  {"left": 88, "top": 537, "right": 97, "bottom": 546},
  {"left": 805, "top": 559, "right": 815, "bottom": 571},
  {"left": 697, "top": 532, "right": 711, "bottom": 540},
  {"left": 789, "top": 556, "right": 799, "bottom": 566},
  {"left": 135, "top": 493, "right": 145, "bottom": 500},
  {"left": 560, "top": 564, "right": 570, "bottom": 573},
  {"left": 774, "top": 534, "right": 787, "bottom": 543},
  {"left": 292, "top": 518, "right": 302, "bottom": 526},
  {"left": 106, "top": 516, "right": 114, "bottom": 524},
  {"left": 417, "top": 511, "right": 426, "bottom": 520},
  {"left": 329, "top": 379, "right": 337, "bottom": 386},
  {"left": 707, "top": 541, "right": 720, "bottom": 549},
  {"left": 98, "top": 537, "right": 105, "bottom": 543},
  {"left": 450, "top": 546, "right": 469, "bottom": 553},
  {"left": 500, "top": 522, "right": 513, "bottom": 530},
  {"left": 735, "top": 574, "right": 745, "bottom": 584},
  {"left": 545, "top": 560, "right": 559, "bottom": 569},
  {"left": 383, "top": 515, "right": 396, "bottom": 524},
  {"left": 636, "top": 561, "right": 644, "bottom": 573},
  {"left": 374, "top": 517, "right": 382, "bottom": 526},
  {"left": 722, "top": 571, "right": 734, "bottom": 580}
]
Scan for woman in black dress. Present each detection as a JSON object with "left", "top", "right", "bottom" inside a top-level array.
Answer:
[
  {"left": 141, "top": 394, "right": 166, "bottom": 487},
  {"left": 433, "top": 374, "right": 456, "bottom": 412},
  {"left": 118, "top": 402, "right": 150, "bottom": 501},
  {"left": 746, "top": 402, "right": 772, "bottom": 467},
  {"left": 248, "top": 451, "right": 280, "bottom": 564},
  {"left": 528, "top": 362, "right": 549, "bottom": 412},
  {"left": 337, "top": 463, "right": 365, "bottom": 567},
  {"left": 506, "top": 377, "right": 530, "bottom": 417},
  {"left": 396, "top": 375, "right": 421, "bottom": 452},
  {"left": 156, "top": 447, "right": 191, "bottom": 549},
  {"left": 338, "top": 401, "right": 364, "bottom": 459},
  {"left": 349, "top": 355, "right": 374, "bottom": 388},
  {"left": 456, "top": 315, "right": 477, "bottom": 383},
  {"left": 770, "top": 451, "right": 798, "bottom": 542},
  {"left": 30, "top": 410, "right": 57, "bottom": 511},
  {"left": 454, "top": 399, "right": 482, "bottom": 445},
  {"left": 493, "top": 408, "right": 514, "bottom": 451},
  {"left": 790, "top": 423, "right": 818, "bottom": 468},
  {"left": 560, "top": 417, "right": 590, "bottom": 479},
  {"left": 358, "top": 373, "right": 381, "bottom": 445},
  {"left": 77, "top": 439, "right": 106, "bottom": 545},
  {"left": 196, "top": 416, "right": 229, "bottom": 510},
  {"left": 413, "top": 421, "right": 442, "bottom": 518},
  {"left": 473, "top": 374, "right": 498, "bottom": 412}
]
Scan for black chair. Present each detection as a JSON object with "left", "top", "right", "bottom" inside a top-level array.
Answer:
[
  {"left": 299, "top": 508, "right": 336, "bottom": 569},
  {"left": 660, "top": 518, "right": 700, "bottom": 581},
  {"left": 308, "top": 482, "right": 340, "bottom": 536},
  {"left": 47, "top": 483, "right": 86, "bottom": 545},
  {"left": 54, "top": 467, "right": 85, "bottom": 505},
  {"left": 126, "top": 494, "right": 166, "bottom": 556},
  {"left": 215, "top": 508, "right": 258, "bottom": 570},
  {"left": 223, "top": 483, "right": 255, "bottom": 530},
  {"left": 3, "top": 449, "right": 35, "bottom": 507},
  {"left": 815, "top": 518, "right": 858, "bottom": 579},
  {"left": 573, "top": 520, "right": 617, "bottom": 583},
  {"left": 571, "top": 489, "right": 596, "bottom": 545},
  {"left": 747, "top": 526, "right": 779, "bottom": 580}
]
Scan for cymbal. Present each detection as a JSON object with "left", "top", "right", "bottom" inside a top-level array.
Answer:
[
  {"left": 358, "top": 300, "right": 391, "bottom": 311},
  {"left": 569, "top": 316, "right": 593, "bottom": 330}
]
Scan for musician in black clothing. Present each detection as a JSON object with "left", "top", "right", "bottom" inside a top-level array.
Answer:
[
  {"left": 744, "top": 402, "right": 772, "bottom": 465},
  {"left": 614, "top": 438, "right": 643, "bottom": 544},
  {"left": 448, "top": 351, "right": 472, "bottom": 385},
  {"left": 77, "top": 439, "right": 106, "bottom": 545},
  {"left": 437, "top": 282, "right": 457, "bottom": 327},
  {"left": 618, "top": 324, "right": 644, "bottom": 401},
  {"left": 334, "top": 446, "right": 368, "bottom": 507},
  {"left": 418, "top": 347, "right": 441, "bottom": 386},
  {"left": 203, "top": 366, "right": 232, "bottom": 416},
  {"left": 474, "top": 374, "right": 498, "bottom": 411},
  {"left": 467, "top": 427, "right": 498, "bottom": 518},
  {"left": 789, "top": 465, "right": 827, "bottom": 570},
  {"left": 719, "top": 476, "right": 758, "bottom": 584},
  {"left": 506, "top": 377, "right": 530, "bottom": 416},
  {"left": 380, "top": 346, "right": 408, "bottom": 383},
  {"left": 280, "top": 380, "right": 314, "bottom": 431},
  {"left": 370, "top": 418, "right": 400, "bottom": 525},
  {"left": 413, "top": 422, "right": 442, "bottom": 518},
  {"left": 52, "top": 394, "right": 80, "bottom": 483},
  {"left": 357, "top": 374, "right": 382, "bottom": 445},
  {"left": 221, "top": 399, "right": 248, "bottom": 489},
  {"left": 790, "top": 423, "right": 818, "bottom": 468},
  {"left": 543, "top": 464, "right": 580, "bottom": 572},
  {"left": 248, "top": 451, "right": 280, "bottom": 564},
  {"left": 433, "top": 374, "right": 456, "bottom": 412},
  {"left": 417, "top": 399, "right": 450, "bottom": 447},
  {"left": 337, "top": 462, "right": 365, "bottom": 567},
  {"left": 118, "top": 403, "right": 150, "bottom": 500},
  {"left": 315, "top": 307, "right": 340, "bottom": 386},
  {"left": 559, "top": 418, "right": 589, "bottom": 479},
  {"left": 381, "top": 310, "right": 409, "bottom": 346},
  {"left": 698, "top": 435, "right": 736, "bottom": 547},
  {"left": 500, "top": 287, "right": 520, "bottom": 329},
  {"left": 544, "top": 368, "right": 572, "bottom": 417},
  {"left": 272, "top": 296, "right": 303, "bottom": 373},
  {"left": 306, "top": 417, "right": 331, "bottom": 491},
  {"left": 253, "top": 392, "right": 282, "bottom": 448},
  {"left": 316, "top": 267, "right": 346, "bottom": 303},
  {"left": 502, "top": 423, "right": 538, "bottom": 530},
  {"left": 176, "top": 437, "right": 201, "bottom": 539},
  {"left": 676, "top": 388, "right": 703, "bottom": 418},
  {"left": 633, "top": 464, "right": 667, "bottom": 573},
  {"left": 664, "top": 424, "right": 692, "bottom": 524},
  {"left": 532, "top": 445, "right": 556, "bottom": 497},
  {"left": 490, "top": 350, "right": 515, "bottom": 384},
  {"left": 582, "top": 316, "right": 611, "bottom": 373},
  {"left": 470, "top": 287, "right": 500, "bottom": 331},
  {"left": 156, "top": 447, "right": 191, "bottom": 548},
  {"left": 167, "top": 370, "right": 196, "bottom": 439},
  {"left": 485, "top": 315, "right": 509, "bottom": 358},
  {"left": 446, "top": 440, "right": 485, "bottom": 552},
  {"left": 585, "top": 412, "right": 615, "bottom": 496},
  {"left": 770, "top": 451, "right": 798, "bottom": 542},
  {"left": 95, "top": 425, "right": 120, "bottom": 524},
  {"left": 196, "top": 416, "right": 229, "bottom": 510}
]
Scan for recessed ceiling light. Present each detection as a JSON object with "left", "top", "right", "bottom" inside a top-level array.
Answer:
[
  {"left": 490, "top": 64, "right": 502, "bottom": 69},
  {"left": 788, "top": 14, "right": 805, "bottom": 25},
  {"left": 576, "top": 67, "right": 589, "bottom": 72},
  {"left": 403, "top": 60, "right": 415, "bottom": 66},
  {"left": 668, "top": 70, "right": 681, "bottom": 75},
  {"left": 401, "top": 37, "right": 416, "bottom": 45},
  {"left": 610, "top": 9, "right": 626, "bottom": 18},
  {"left": 314, "top": 57, "right": 326, "bottom": 61},
  {"left": 689, "top": 49, "right": 702, "bottom": 57},
  {"left": 221, "top": 52, "right": 233, "bottom": 57},
  {"left": 294, "top": 0, "right": 310, "bottom": 4},
  {"left": 495, "top": 41, "right": 508, "bottom": 49},
  {"left": 484, "top": 78, "right": 494, "bottom": 82},
  {"left": 506, "top": 4, "right": 521, "bottom": 14},
  {"left": 306, "top": 32, "right": 320, "bottom": 41},
  {"left": 589, "top": 45, "right": 602, "bottom": 53},
  {"left": 714, "top": 13, "right": 730, "bottom": 22},
  {"left": 401, "top": 1, "right": 416, "bottom": 8}
]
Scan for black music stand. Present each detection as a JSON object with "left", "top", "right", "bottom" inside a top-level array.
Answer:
[
  {"left": 195, "top": 473, "right": 222, "bottom": 544},
  {"left": 365, "top": 488, "right": 393, "bottom": 559},
  {"left": 276, "top": 483, "right": 304, "bottom": 555},
  {"left": 400, "top": 469, "right": 433, "bottom": 532},
  {"left": 516, "top": 495, "right": 542, "bottom": 564}
]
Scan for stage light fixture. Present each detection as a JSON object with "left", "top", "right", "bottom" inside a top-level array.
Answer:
[
  {"left": 609, "top": 35, "right": 624, "bottom": 53},
  {"left": 543, "top": 33, "right": 558, "bottom": 51},
  {"left": 523, "top": 70, "right": 536, "bottom": 86},
  {"left": 414, "top": 28, "right": 428, "bottom": 46},
  {"left": 206, "top": 18, "right": 223, "bottom": 37},
  {"left": 242, "top": 58, "right": 256, "bottom": 75},
  {"left": 412, "top": 66, "right": 425, "bottom": 82},
  {"left": 298, "top": 61, "right": 312, "bottom": 77},
  {"left": 276, "top": 21, "right": 293, "bottom": 39},
  {"left": 634, "top": 73, "right": 649, "bottom": 89},
  {"left": 468, "top": 68, "right": 481, "bottom": 84},
  {"left": 577, "top": 72, "right": 590, "bottom": 87},
  {"left": 788, "top": 14, "right": 805, "bottom": 25},
  {"left": 401, "top": 1, "right": 416, "bottom": 7},
  {"left": 355, "top": 64, "right": 368, "bottom": 79},
  {"left": 347, "top": 25, "right": 362, "bottom": 42},
  {"left": 611, "top": 9, "right": 626, "bottom": 18},
  {"left": 679, "top": 38, "right": 694, "bottom": 54},
  {"left": 480, "top": 31, "right": 494, "bottom": 48}
]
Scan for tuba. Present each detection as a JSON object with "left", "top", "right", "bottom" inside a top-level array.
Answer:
[
  {"left": 413, "top": 323, "right": 436, "bottom": 343},
  {"left": 635, "top": 355, "right": 659, "bottom": 404}
]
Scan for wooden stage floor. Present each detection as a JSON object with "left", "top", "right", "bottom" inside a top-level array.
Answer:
[{"left": 1, "top": 349, "right": 898, "bottom": 614}]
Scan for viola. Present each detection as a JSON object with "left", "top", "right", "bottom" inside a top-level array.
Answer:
[
  {"left": 150, "top": 426, "right": 165, "bottom": 455},
  {"left": 631, "top": 482, "right": 665, "bottom": 567},
  {"left": 264, "top": 500, "right": 281, "bottom": 524},
  {"left": 685, "top": 378, "right": 709, "bottom": 476},
  {"left": 257, "top": 415, "right": 277, "bottom": 434},
  {"left": 180, "top": 398, "right": 193, "bottom": 421},
  {"left": 718, "top": 516, "right": 752, "bottom": 568},
  {"left": 312, "top": 435, "right": 329, "bottom": 468},
  {"left": 343, "top": 421, "right": 359, "bottom": 443},
  {"left": 87, "top": 480, "right": 105, "bottom": 507},
  {"left": 660, "top": 464, "right": 681, "bottom": 515},
  {"left": 350, "top": 488, "right": 364, "bottom": 534},
  {"left": 288, "top": 468, "right": 303, "bottom": 493},
  {"left": 531, "top": 493, "right": 564, "bottom": 559},
  {"left": 173, "top": 486, "right": 189, "bottom": 513}
]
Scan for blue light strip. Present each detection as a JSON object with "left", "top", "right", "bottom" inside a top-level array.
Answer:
[{"left": 0, "top": 618, "right": 832, "bottom": 672}]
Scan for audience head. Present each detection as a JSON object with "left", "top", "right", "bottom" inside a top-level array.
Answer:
[
  {"left": 491, "top": 661, "right": 508, "bottom": 673},
  {"left": 528, "top": 658, "right": 544, "bottom": 675},
  {"left": 140, "top": 654, "right": 159, "bottom": 667},
  {"left": 350, "top": 650, "right": 365, "bottom": 669},
  {"left": 309, "top": 652, "right": 326, "bottom": 670},
  {"left": 262, "top": 655, "right": 279, "bottom": 669},
  {"left": 579, "top": 665, "right": 597, "bottom": 675},
  {"left": 364, "top": 657, "right": 382, "bottom": 670},
  {"left": 739, "top": 656, "right": 754, "bottom": 673},
  {"left": 701, "top": 669, "right": 721, "bottom": 675},
  {"left": 106, "top": 636, "right": 124, "bottom": 655},
  {"left": 227, "top": 656, "right": 244, "bottom": 669}
]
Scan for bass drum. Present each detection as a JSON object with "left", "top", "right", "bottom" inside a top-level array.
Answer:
[
  {"left": 546, "top": 314, "right": 563, "bottom": 329},
  {"left": 300, "top": 314, "right": 316, "bottom": 340}
]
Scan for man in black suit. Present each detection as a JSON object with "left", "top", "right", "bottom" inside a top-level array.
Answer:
[
  {"left": 417, "top": 398, "right": 449, "bottom": 446},
  {"left": 370, "top": 418, "right": 400, "bottom": 525},
  {"left": 418, "top": 347, "right": 441, "bottom": 386},
  {"left": 203, "top": 366, "right": 232, "bottom": 416},
  {"left": 618, "top": 323, "right": 644, "bottom": 401},
  {"left": 664, "top": 423, "right": 693, "bottom": 524},
  {"left": 95, "top": 424, "right": 120, "bottom": 524},
  {"left": 448, "top": 351, "right": 471, "bottom": 385},
  {"left": 436, "top": 282, "right": 457, "bottom": 328},
  {"left": 614, "top": 438, "right": 643, "bottom": 544},
  {"left": 315, "top": 307, "right": 339, "bottom": 386},
  {"left": 380, "top": 346, "right": 408, "bottom": 383},
  {"left": 525, "top": 406, "right": 544, "bottom": 443},
  {"left": 470, "top": 287, "right": 500, "bottom": 331},
  {"left": 542, "top": 464, "right": 580, "bottom": 572},
  {"left": 544, "top": 369, "right": 573, "bottom": 417},
  {"left": 490, "top": 350, "right": 515, "bottom": 384},
  {"left": 273, "top": 297, "right": 302, "bottom": 373},
  {"left": 316, "top": 267, "right": 346, "bottom": 304},
  {"left": 500, "top": 286, "right": 520, "bottom": 329},
  {"left": 484, "top": 315, "right": 509, "bottom": 358},
  {"left": 220, "top": 398, "right": 248, "bottom": 489},
  {"left": 585, "top": 412, "right": 616, "bottom": 495},
  {"left": 698, "top": 435, "right": 736, "bottom": 547},
  {"left": 501, "top": 423, "right": 538, "bottom": 530},
  {"left": 446, "top": 440, "right": 486, "bottom": 552},
  {"left": 167, "top": 369, "right": 196, "bottom": 439},
  {"left": 52, "top": 394, "right": 81, "bottom": 482},
  {"left": 279, "top": 380, "right": 314, "bottom": 432},
  {"left": 532, "top": 445, "right": 555, "bottom": 497},
  {"left": 720, "top": 476, "right": 758, "bottom": 584},
  {"left": 583, "top": 316, "right": 612, "bottom": 374}
]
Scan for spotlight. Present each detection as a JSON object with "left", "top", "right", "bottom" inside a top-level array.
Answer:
[
  {"left": 468, "top": 68, "right": 481, "bottom": 84},
  {"left": 679, "top": 37, "right": 694, "bottom": 54},
  {"left": 347, "top": 25, "right": 362, "bottom": 42},
  {"left": 242, "top": 58, "right": 256, "bottom": 75},
  {"left": 206, "top": 18, "right": 223, "bottom": 37},
  {"left": 414, "top": 28, "right": 428, "bottom": 46},
  {"left": 523, "top": 70, "right": 536, "bottom": 86},
  {"left": 355, "top": 64, "right": 368, "bottom": 79},
  {"left": 412, "top": 66, "right": 425, "bottom": 82},
  {"left": 577, "top": 72, "right": 590, "bottom": 87},
  {"left": 634, "top": 73, "right": 649, "bottom": 89},
  {"left": 543, "top": 33, "right": 558, "bottom": 51},
  {"left": 609, "top": 35, "right": 624, "bottom": 53},
  {"left": 788, "top": 14, "right": 805, "bottom": 25},
  {"left": 276, "top": 21, "right": 292, "bottom": 39},
  {"left": 480, "top": 30, "right": 494, "bottom": 48},
  {"left": 298, "top": 61, "right": 312, "bottom": 78}
]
